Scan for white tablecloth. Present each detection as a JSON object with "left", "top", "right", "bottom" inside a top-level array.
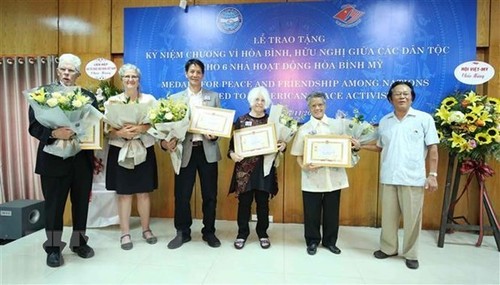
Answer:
[
  {"left": 87, "top": 185, "right": 119, "bottom": 228},
  {"left": 87, "top": 142, "right": 119, "bottom": 228}
]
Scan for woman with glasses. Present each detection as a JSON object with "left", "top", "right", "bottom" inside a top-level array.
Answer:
[{"left": 105, "top": 63, "right": 159, "bottom": 250}]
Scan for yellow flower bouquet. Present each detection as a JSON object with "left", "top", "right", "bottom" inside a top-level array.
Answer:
[
  {"left": 24, "top": 85, "right": 102, "bottom": 158},
  {"left": 147, "top": 97, "right": 190, "bottom": 174},
  {"left": 149, "top": 97, "right": 189, "bottom": 125},
  {"left": 434, "top": 90, "right": 500, "bottom": 162},
  {"left": 435, "top": 91, "right": 500, "bottom": 248},
  {"left": 28, "top": 86, "right": 92, "bottom": 111}
]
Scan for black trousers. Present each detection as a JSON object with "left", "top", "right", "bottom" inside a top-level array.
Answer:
[
  {"left": 237, "top": 189, "right": 270, "bottom": 240},
  {"left": 174, "top": 146, "right": 218, "bottom": 236},
  {"left": 302, "top": 190, "right": 341, "bottom": 247},
  {"left": 40, "top": 154, "right": 92, "bottom": 253}
]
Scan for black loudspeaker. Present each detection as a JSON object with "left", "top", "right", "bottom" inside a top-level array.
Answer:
[{"left": 0, "top": 199, "right": 45, "bottom": 240}]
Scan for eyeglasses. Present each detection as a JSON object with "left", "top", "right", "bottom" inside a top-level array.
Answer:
[
  {"left": 393, "top": 92, "right": 411, "bottom": 98},
  {"left": 122, "top": 75, "right": 139, "bottom": 80}
]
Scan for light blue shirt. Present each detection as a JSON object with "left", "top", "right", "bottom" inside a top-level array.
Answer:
[{"left": 377, "top": 107, "right": 439, "bottom": 186}]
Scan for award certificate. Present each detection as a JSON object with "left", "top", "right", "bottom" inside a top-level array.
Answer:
[
  {"left": 303, "top": 135, "right": 352, "bottom": 167},
  {"left": 234, "top": 123, "right": 278, "bottom": 158},
  {"left": 189, "top": 105, "right": 235, "bottom": 138},
  {"left": 80, "top": 118, "right": 104, "bottom": 150}
]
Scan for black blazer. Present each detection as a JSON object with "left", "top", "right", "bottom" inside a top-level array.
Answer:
[{"left": 28, "top": 84, "right": 97, "bottom": 177}]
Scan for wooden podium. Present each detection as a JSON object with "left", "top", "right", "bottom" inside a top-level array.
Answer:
[{"left": 437, "top": 153, "right": 500, "bottom": 251}]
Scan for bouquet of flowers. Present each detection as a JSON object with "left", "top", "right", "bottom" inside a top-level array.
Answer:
[
  {"left": 263, "top": 104, "right": 300, "bottom": 175},
  {"left": 93, "top": 80, "right": 122, "bottom": 113},
  {"left": 336, "top": 109, "right": 377, "bottom": 144},
  {"left": 104, "top": 95, "right": 154, "bottom": 169},
  {"left": 434, "top": 90, "right": 500, "bottom": 162},
  {"left": 24, "top": 85, "right": 103, "bottom": 158},
  {"left": 147, "top": 97, "right": 190, "bottom": 174},
  {"left": 269, "top": 104, "right": 299, "bottom": 143}
]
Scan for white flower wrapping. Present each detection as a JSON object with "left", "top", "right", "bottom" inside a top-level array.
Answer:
[
  {"left": 24, "top": 86, "right": 103, "bottom": 159},
  {"left": 263, "top": 104, "right": 299, "bottom": 176},
  {"left": 337, "top": 117, "right": 377, "bottom": 144},
  {"left": 336, "top": 110, "right": 377, "bottom": 165},
  {"left": 147, "top": 115, "right": 190, "bottom": 175},
  {"left": 104, "top": 101, "right": 152, "bottom": 169}
]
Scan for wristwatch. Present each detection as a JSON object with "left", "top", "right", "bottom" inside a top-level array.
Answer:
[{"left": 428, "top": 172, "right": 438, "bottom": 177}]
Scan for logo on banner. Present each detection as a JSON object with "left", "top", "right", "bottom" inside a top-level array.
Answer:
[
  {"left": 216, "top": 7, "right": 243, "bottom": 34},
  {"left": 333, "top": 4, "right": 364, "bottom": 27}
]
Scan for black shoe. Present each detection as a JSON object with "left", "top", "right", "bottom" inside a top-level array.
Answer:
[
  {"left": 373, "top": 250, "right": 397, "bottom": 259},
  {"left": 259, "top": 238, "right": 271, "bottom": 249},
  {"left": 71, "top": 244, "right": 95, "bottom": 258},
  {"left": 405, "top": 259, "right": 419, "bottom": 269},
  {"left": 234, "top": 238, "right": 246, "bottom": 250},
  {"left": 202, "top": 234, "right": 221, "bottom": 248},
  {"left": 324, "top": 245, "right": 341, "bottom": 254},
  {"left": 167, "top": 233, "right": 191, "bottom": 249},
  {"left": 46, "top": 252, "right": 64, "bottom": 267},
  {"left": 120, "top": 234, "right": 133, "bottom": 250},
  {"left": 307, "top": 243, "right": 318, "bottom": 255}
]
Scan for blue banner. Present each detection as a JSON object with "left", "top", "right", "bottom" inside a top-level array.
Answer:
[{"left": 125, "top": 0, "right": 476, "bottom": 123}]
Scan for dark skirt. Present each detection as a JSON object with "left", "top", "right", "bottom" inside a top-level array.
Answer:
[{"left": 106, "top": 145, "right": 158, "bottom": 195}]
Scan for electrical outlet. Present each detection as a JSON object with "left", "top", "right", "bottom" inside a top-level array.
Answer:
[{"left": 251, "top": 214, "right": 273, "bottom": 222}]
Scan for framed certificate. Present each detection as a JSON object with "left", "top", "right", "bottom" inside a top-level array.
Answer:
[
  {"left": 80, "top": 119, "right": 104, "bottom": 150},
  {"left": 189, "top": 105, "right": 235, "bottom": 138},
  {"left": 233, "top": 123, "right": 278, "bottom": 158},
  {"left": 303, "top": 135, "right": 352, "bottom": 167}
]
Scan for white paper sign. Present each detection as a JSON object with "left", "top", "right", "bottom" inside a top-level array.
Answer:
[
  {"left": 85, "top": 58, "right": 117, "bottom": 80},
  {"left": 454, "top": 61, "right": 495, "bottom": 85}
]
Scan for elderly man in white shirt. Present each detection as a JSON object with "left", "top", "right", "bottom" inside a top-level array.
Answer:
[
  {"left": 291, "top": 91, "right": 361, "bottom": 256},
  {"left": 361, "top": 81, "right": 439, "bottom": 270}
]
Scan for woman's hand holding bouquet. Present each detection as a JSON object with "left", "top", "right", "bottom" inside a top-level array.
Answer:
[{"left": 104, "top": 95, "right": 154, "bottom": 169}]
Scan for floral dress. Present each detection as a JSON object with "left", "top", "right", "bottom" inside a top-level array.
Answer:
[{"left": 228, "top": 113, "right": 278, "bottom": 197}]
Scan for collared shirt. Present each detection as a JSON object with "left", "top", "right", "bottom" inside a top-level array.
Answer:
[
  {"left": 377, "top": 107, "right": 439, "bottom": 186},
  {"left": 291, "top": 115, "right": 350, "bottom": 192},
  {"left": 187, "top": 88, "right": 204, "bottom": 142}
]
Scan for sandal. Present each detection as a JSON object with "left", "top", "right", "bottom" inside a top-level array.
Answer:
[
  {"left": 260, "top": 238, "right": 271, "bottom": 249},
  {"left": 120, "top": 234, "right": 133, "bottom": 250},
  {"left": 234, "top": 238, "right": 245, "bottom": 250},
  {"left": 142, "top": 229, "right": 158, "bottom": 245}
]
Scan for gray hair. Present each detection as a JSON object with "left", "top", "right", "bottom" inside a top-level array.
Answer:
[
  {"left": 58, "top": 53, "right": 81, "bottom": 72},
  {"left": 306, "top": 91, "right": 326, "bottom": 106},
  {"left": 118, "top": 63, "right": 141, "bottom": 79},
  {"left": 247, "top": 86, "right": 272, "bottom": 109}
]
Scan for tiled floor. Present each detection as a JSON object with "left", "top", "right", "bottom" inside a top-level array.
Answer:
[{"left": 1, "top": 218, "right": 499, "bottom": 284}]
